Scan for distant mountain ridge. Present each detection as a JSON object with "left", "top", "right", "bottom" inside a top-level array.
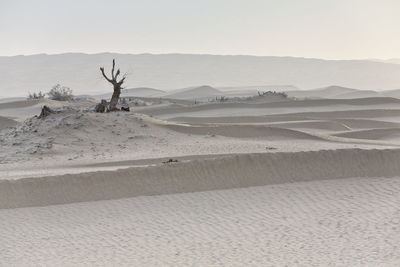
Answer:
[
  {"left": 2, "top": 53, "right": 400, "bottom": 97},
  {"left": 164, "top": 85, "right": 221, "bottom": 100}
]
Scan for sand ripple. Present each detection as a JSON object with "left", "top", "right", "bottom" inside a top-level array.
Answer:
[{"left": 1, "top": 177, "right": 400, "bottom": 266}]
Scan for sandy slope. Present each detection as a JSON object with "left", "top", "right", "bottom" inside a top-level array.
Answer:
[
  {"left": 2, "top": 148, "right": 400, "bottom": 209},
  {"left": 139, "top": 98, "right": 400, "bottom": 120},
  {"left": 0, "top": 99, "right": 96, "bottom": 121},
  {"left": 1, "top": 176, "right": 400, "bottom": 266},
  {"left": 3, "top": 96, "right": 400, "bottom": 265},
  {"left": 334, "top": 128, "right": 400, "bottom": 141}
]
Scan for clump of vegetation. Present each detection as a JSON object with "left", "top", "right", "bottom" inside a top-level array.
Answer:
[
  {"left": 47, "top": 84, "right": 74, "bottom": 101},
  {"left": 258, "top": 90, "right": 288, "bottom": 98},
  {"left": 216, "top": 96, "right": 229, "bottom": 102},
  {"left": 163, "top": 158, "right": 179, "bottom": 164},
  {"left": 27, "top": 91, "right": 46, "bottom": 100}
]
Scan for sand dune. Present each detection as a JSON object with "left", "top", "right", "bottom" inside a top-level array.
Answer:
[
  {"left": 171, "top": 117, "right": 350, "bottom": 131},
  {"left": 163, "top": 124, "right": 323, "bottom": 140},
  {"left": 334, "top": 90, "right": 379, "bottom": 99},
  {"left": 0, "top": 99, "right": 40, "bottom": 110},
  {"left": 0, "top": 99, "right": 96, "bottom": 121},
  {"left": 286, "top": 85, "right": 382, "bottom": 99},
  {"left": 164, "top": 85, "right": 222, "bottom": 100},
  {"left": 0, "top": 116, "right": 17, "bottom": 130},
  {"left": 286, "top": 86, "right": 400, "bottom": 100},
  {"left": 2, "top": 176, "right": 400, "bottom": 266},
  {"left": 287, "top": 85, "right": 359, "bottom": 99},
  {"left": 142, "top": 97, "right": 400, "bottom": 118},
  {"left": 334, "top": 128, "right": 400, "bottom": 141},
  {"left": 333, "top": 118, "right": 400, "bottom": 129},
  {"left": 170, "top": 109, "right": 400, "bottom": 124},
  {"left": 266, "top": 120, "right": 351, "bottom": 131},
  {"left": 2, "top": 148, "right": 400, "bottom": 209},
  {"left": 280, "top": 109, "right": 400, "bottom": 119},
  {"left": 169, "top": 115, "right": 317, "bottom": 124},
  {"left": 170, "top": 115, "right": 400, "bottom": 133},
  {"left": 0, "top": 97, "right": 26, "bottom": 104},
  {"left": 0, "top": 99, "right": 53, "bottom": 120},
  {"left": 3, "top": 94, "right": 400, "bottom": 266}
]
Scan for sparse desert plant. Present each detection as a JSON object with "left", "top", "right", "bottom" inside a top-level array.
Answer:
[
  {"left": 47, "top": 84, "right": 74, "bottom": 101},
  {"left": 95, "top": 99, "right": 109, "bottom": 113},
  {"left": 257, "top": 90, "right": 288, "bottom": 98},
  {"left": 119, "top": 97, "right": 127, "bottom": 105},
  {"left": 28, "top": 91, "right": 46, "bottom": 100},
  {"left": 216, "top": 96, "right": 228, "bottom": 102}
]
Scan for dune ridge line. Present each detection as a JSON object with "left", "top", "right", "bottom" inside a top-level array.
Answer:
[{"left": 1, "top": 148, "right": 400, "bottom": 209}]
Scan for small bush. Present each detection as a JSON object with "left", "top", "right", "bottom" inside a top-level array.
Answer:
[
  {"left": 216, "top": 96, "right": 229, "bottom": 102},
  {"left": 258, "top": 90, "right": 288, "bottom": 98},
  {"left": 47, "top": 84, "right": 74, "bottom": 101},
  {"left": 28, "top": 91, "right": 46, "bottom": 100}
]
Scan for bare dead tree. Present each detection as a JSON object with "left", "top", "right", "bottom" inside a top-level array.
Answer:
[{"left": 100, "top": 59, "right": 126, "bottom": 111}]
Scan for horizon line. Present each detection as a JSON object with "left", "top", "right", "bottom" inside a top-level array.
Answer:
[{"left": 0, "top": 51, "right": 398, "bottom": 63}]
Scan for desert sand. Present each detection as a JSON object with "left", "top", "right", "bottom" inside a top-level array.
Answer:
[{"left": 2, "top": 92, "right": 400, "bottom": 266}]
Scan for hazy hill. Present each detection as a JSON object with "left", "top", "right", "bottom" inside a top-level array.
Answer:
[
  {"left": 381, "top": 89, "right": 400, "bottom": 98},
  {"left": 95, "top": 87, "right": 165, "bottom": 99},
  {"left": 333, "top": 90, "right": 379, "bottom": 99},
  {"left": 369, "top": 58, "right": 400, "bottom": 65},
  {"left": 165, "top": 85, "right": 221, "bottom": 100},
  {"left": 286, "top": 86, "right": 359, "bottom": 99},
  {"left": 286, "top": 85, "right": 400, "bottom": 100},
  {"left": 3, "top": 53, "right": 400, "bottom": 97}
]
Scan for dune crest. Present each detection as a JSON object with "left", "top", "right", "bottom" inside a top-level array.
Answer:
[{"left": 2, "top": 148, "right": 400, "bottom": 209}]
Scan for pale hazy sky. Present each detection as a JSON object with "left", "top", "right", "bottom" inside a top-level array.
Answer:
[{"left": 1, "top": 0, "right": 399, "bottom": 59}]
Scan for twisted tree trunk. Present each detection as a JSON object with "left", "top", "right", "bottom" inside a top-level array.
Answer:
[
  {"left": 100, "top": 59, "right": 126, "bottom": 111},
  {"left": 109, "top": 84, "right": 121, "bottom": 110}
]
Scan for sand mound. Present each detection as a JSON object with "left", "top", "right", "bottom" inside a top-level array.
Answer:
[
  {"left": 287, "top": 85, "right": 358, "bottom": 99},
  {"left": 2, "top": 148, "right": 400, "bottom": 209},
  {"left": 266, "top": 120, "right": 351, "bottom": 131},
  {"left": 171, "top": 110, "right": 400, "bottom": 124},
  {"left": 0, "top": 97, "right": 26, "bottom": 104},
  {"left": 334, "top": 128, "right": 400, "bottom": 141},
  {"left": 163, "top": 124, "right": 323, "bottom": 140},
  {"left": 0, "top": 99, "right": 40, "bottom": 110},
  {"left": 0, "top": 99, "right": 92, "bottom": 121},
  {"left": 0, "top": 109, "right": 167, "bottom": 163},
  {"left": 142, "top": 97, "right": 400, "bottom": 118},
  {"left": 334, "top": 119, "right": 400, "bottom": 129},
  {"left": 287, "top": 86, "right": 383, "bottom": 99},
  {"left": 169, "top": 115, "right": 316, "bottom": 124},
  {"left": 282, "top": 109, "right": 400, "bottom": 119}
]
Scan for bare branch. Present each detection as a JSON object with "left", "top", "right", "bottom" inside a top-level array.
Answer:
[
  {"left": 100, "top": 67, "right": 113, "bottom": 84},
  {"left": 118, "top": 76, "right": 126, "bottom": 86},
  {"left": 114, "top": 69, "right": 121, "bottom": 80},
  {"left": 111, "top": 59, "right": 116, "bottom": 80}
]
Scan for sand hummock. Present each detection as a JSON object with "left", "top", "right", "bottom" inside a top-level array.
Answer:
[{"left": 2, "top": 95, "right": 400, "bottom": 265}]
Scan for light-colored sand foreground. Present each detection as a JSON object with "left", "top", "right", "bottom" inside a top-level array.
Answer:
[
  {"left": 2, "top": 176, "right": 400, "bottom": 266},
  {"left": 2, "top": 96, "right": 400, "bottom": 266}
]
